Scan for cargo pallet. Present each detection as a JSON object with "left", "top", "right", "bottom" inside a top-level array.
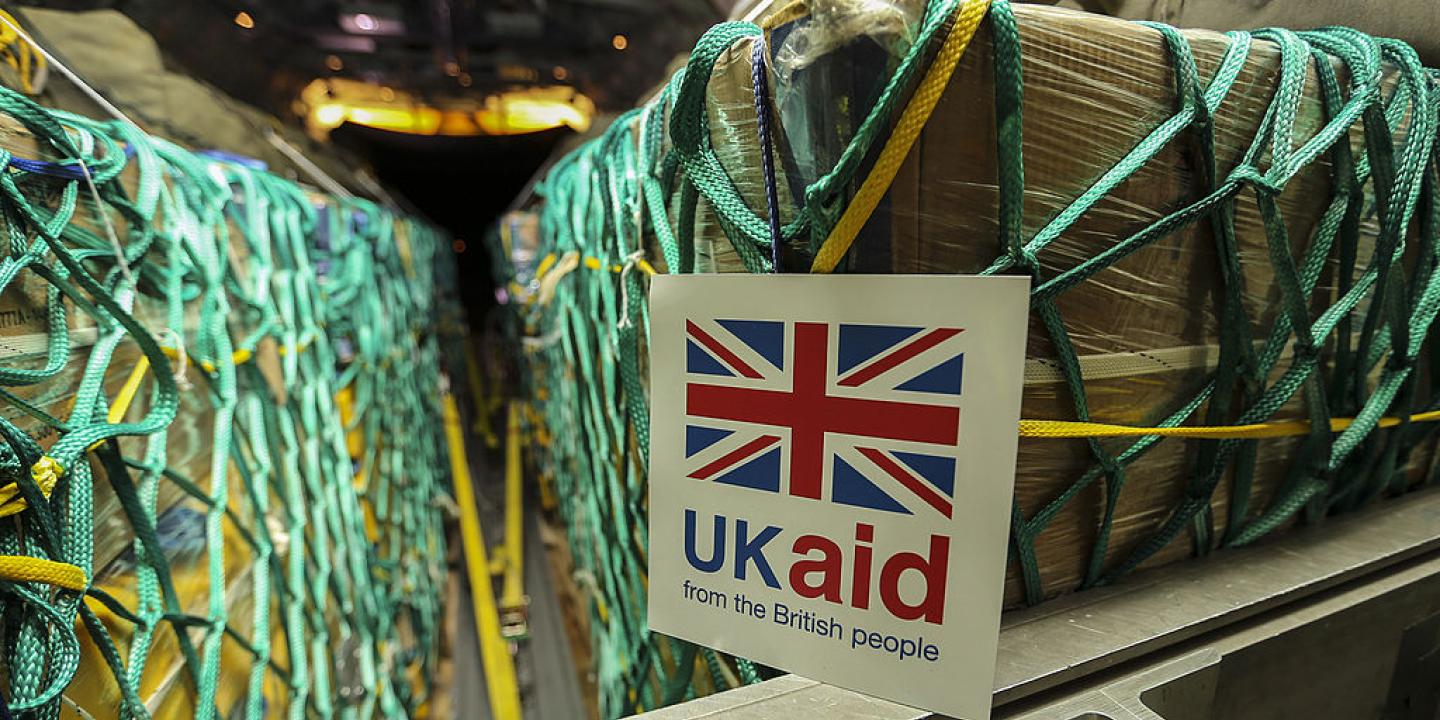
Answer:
[{"left": 637, "top": 488, "right": 1440, "bottom": 719}]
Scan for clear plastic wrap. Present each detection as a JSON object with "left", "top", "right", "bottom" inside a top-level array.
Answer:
[
  {"left": 773, "top": 0, "right": 923, "bottom": 75},
  {"left": 769, "top": 0, "right": 922, "bottom": 187},
  {"left": 686, "top": 3, "right": 1418, "bottom": 606}
]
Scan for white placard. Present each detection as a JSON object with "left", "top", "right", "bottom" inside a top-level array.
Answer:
[{"left": 647, "top": 274, "right": 1030, "bottom": 719}]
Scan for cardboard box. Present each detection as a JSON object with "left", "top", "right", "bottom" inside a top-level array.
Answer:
[{"left": 680, "top": 2, "right": 1421, "bottom": 605}]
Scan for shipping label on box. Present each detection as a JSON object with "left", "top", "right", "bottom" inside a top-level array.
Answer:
[{"left": 648, "top": 274, "right": 1030, "bottom": 719}]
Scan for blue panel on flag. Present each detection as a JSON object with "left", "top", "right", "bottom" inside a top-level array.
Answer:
[
  {"left": 717, "top": 319, "right": 785, "bottom": 370},
  {"left": 714, "top": 447, "right": 782, "bottom": 492},
  {"left": 892, "top": 451, "right": 956, "bottom": 496},
  {"left": 687, "top": 339, "right": 735, "bottom": 376},
  {"left": 832, "top": 457, "right": 911, "bottom": 514},
  {"left": 896, "top": 354, "right": 964, "bottom": 395},
  {"left": 686, "top": 426, "right": 734, "bottom": 458},
  {"left": 838, "top": 324, "right": 922, "bottom": 374}
]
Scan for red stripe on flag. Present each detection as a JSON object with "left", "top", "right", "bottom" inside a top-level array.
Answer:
[
  {"left": 689, "top": 434, "right": 781, "bottom": 480},
  {"left": 856, "top": 447, "right": 953, "bottom": 518},
  {"left": 687, "top": 320, "right": 764, "bottom": 379},
  {"left": 838, "top": 328, "right": 962, "bottom": 387}
]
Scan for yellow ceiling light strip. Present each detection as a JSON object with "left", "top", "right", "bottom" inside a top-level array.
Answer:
[{"left": 301, "top": 78, "right": 594, "bottom": 138}]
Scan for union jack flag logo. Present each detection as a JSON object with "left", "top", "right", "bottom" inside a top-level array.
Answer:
[{"left": 684, "top": 318, "right": 964, "bottom": 518}]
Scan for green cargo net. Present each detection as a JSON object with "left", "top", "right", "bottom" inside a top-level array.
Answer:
[
  {"left": 496, "top": 0, "right": 1440, "bottom": 716},
  {"left": 0, "top": 81, "right": 458, "bottom": 718}
]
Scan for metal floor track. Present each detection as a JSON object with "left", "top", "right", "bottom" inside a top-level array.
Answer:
[{"left": 520, "top": 506, "right": 590, "bottom": 719}]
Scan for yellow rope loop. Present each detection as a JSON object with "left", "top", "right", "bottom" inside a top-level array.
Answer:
[
  {"left": 159, "top": 345, "right": 259, "bottom": 374},
  {"left": 1018, "top": 408, "right": 1440, "bottom": 440},
  {"left": 535, "top": 251, "right": 581, "bottom": 305},
  {"left": 84, "top": 346, "right": 265, "bottom": 455},
  {"left": 0, "top": 555, "right": 87, "bottom": 591},
  {"left": 30, "top": 455, "right": 62, "bottom": 496},
  {"left": 107, "top": 356, "right": 152, "bottom": 425},
  {"left": 0, "top": 10, "right": 46, "bottom": 95},
  {"left": 274, "top": 341, "right": 312, "bottom": 358},
  {"left": 532, "top": 252, "right": 560, "bottom": 281},
  {"left": 580, "top": 254, "right": 657, "bottom": 275},
  {"left": 0, "top": 12, "right": 18, "bottom": 45},
  {"left": 525, "top": 252, "right": 654, "bottom": 307},
  {"left": 0, "top": 455, "right": 65, "bottom": 518},
  {"left": 810, "top": 0, "right": 991, "bottom": 272}
]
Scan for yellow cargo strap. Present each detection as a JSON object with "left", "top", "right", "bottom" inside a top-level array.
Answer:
[
  {"left": 498, "top": 402, "right": 526, "bottom": 613},
  {"left": 810, "top": 0, "right": 991, "bottom": 272},
  {"left": 442, "top": 393, "right": 521, "bottom": 720},
  {"left": 1019, "top": 409, "right": 1440, "bottom": 440}
]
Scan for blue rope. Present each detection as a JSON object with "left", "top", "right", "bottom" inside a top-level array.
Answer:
[
  {"left": 7, "top": 156, "right": 87, "bottom": 181},
  {"left": 751, "top": 35, "right": 783, "bottom": 272},
  {"left": 4, "top": 144, "right": 260, "bottom": 184},
  {"left": 4, "top": 139, "right": 134, "bottom": 180},
  {"left": 196, "top": 149, "right": 269, "bottom": 171}
]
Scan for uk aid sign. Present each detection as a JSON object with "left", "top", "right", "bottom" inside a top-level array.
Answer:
[{"left": 648, "top": 274, "right": 1030, "bottom": 719}]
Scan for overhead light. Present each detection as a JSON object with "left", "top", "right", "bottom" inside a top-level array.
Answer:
[
  {"left": 477, "top": 88, "right": 595, "bottom": 135},
  {"left": 315, "top": 104, "right": 345, "bottom": 126},
  {"left": 611, "top": 34, "right": 628, "bottom": 51},
  {"left": 300, "top": 78, "right": 592, "bottom": 138},
  {"left": 312, "top": 103, "right": 444, "bottom": 134},
  {"left": 325, "top": 55, "right": 343, "bottom": 71},
  {"left": 340, "top": 12, "right": 403, "bottom": 35},
  {"left": 234, "top": 11, "right": 255, "bottom": 29},
  {"left": 552, "top": 66, "right": 568, "bottom": 81}
]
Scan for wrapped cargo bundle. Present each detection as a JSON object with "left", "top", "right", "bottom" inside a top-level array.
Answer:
[
  {"left": 694, "top": 0, "right": 1425, "bottom": 607},
  {"left": 0, "top": 77, "right": 457, "bottom": 717},
  {"left": 505, "top": 0, "right": 1440, "bottom": 715}
]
